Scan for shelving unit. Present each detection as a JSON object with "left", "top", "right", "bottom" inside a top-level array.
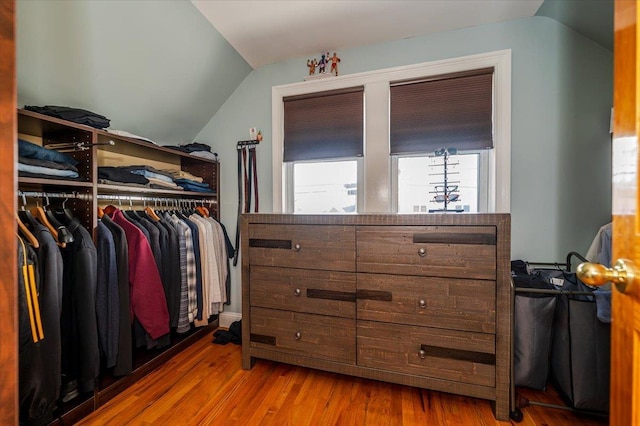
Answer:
[{"left": 16, "top": 108, "right": 220, "bottom": 424}]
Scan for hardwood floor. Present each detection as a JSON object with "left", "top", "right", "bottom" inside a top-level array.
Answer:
[{"left": 78, "top": 331, "right": 608, "bottom": 425}]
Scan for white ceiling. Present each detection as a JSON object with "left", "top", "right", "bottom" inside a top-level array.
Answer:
[{"left": 192, "top": 0, "right": 544, "bottom": 69}]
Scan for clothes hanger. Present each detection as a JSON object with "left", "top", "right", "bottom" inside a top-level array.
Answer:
[
  {"left": 31, "top": 201, "right": 66, "bottom": 248},
  {"left": 42, "top": 194, "right": 74, "bottom": 244},
  {"left": 17, "top": 213, "right": 39, "bottom": 248},
  {"left": 18, "top": 193, "right": 40, "bottom": 230},
  {"left": 97, "top": 206, "right": 105, "bottom": 219},
  {"left": 53, "top": 194, "right": 77, "bottom": 225}
]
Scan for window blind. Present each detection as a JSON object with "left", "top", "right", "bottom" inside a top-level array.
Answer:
[
  {"left": 390, "top": 68, "right": 494, "bottom": 155},
  {"left": 283, "top": 87, "right": 364, "bottom": 162}
]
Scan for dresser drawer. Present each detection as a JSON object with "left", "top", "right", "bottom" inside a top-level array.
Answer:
[
  {"left": 357, "top": 226, "right": 496, "bottom": 279},
  {"left": 250, "top": 307, "right": 356, "bottom": 364},
  {"left": 357, "top": 273, "right": 495, "bottom": 333},
  {"left": 250, "top": 266, "right": 356, "bottom": 318},
  {"left": 249, "top": 224, "right": 355, "bottom": 271},
  {"left": 357, "top": 321, "right": 495, "bottom": 387}
]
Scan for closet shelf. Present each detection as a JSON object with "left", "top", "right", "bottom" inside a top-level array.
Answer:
[
  {"left": 97, "top": 183, "right": 217, "bottom": 198},
  {"left": 18, "top": 177, "right": 94, "bottom": 188},
  {"left": 96, "top": 129, "right": 219, "bottom": 164}
]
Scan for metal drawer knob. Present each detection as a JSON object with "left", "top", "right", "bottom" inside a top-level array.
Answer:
[
  {"left": 294, "top": 331, "right": 301, "bottom": 340},
  {"left": 419, "top": 299, "right": 426, "bottom": 309},
  {"left": 293, "top": 244, "right": 301, "bottom": 252},
  {"left": 418, "top": 247, "right": 426, "bottom": 257},
  {"left": 419, "top": 349, "right": 426, "bottom": 359},
  {"left": 294, "top": 288, "right": 301, "bottom": 296}
]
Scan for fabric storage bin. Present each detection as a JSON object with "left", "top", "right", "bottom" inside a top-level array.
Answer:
[
  {"left": 512, "top": 261, "right": 561, "bottom": 390},
  {"left": 550, "top": 273, "right": 610, "bottom": 413}
]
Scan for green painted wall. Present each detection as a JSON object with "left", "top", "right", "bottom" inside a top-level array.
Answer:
[
  {"left": 198, "top": 16, "right": 613, "bottom": 314},
  {"left": 17, "top": 0, "right": 252, "bottom": 144}
]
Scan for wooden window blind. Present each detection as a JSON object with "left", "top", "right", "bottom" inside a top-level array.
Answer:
[
  {"left": 283, "top": 87, "right": 364, "bottom": 162},
  {"left": 390, "top": 68, "right": 494, "bottom": 155}
]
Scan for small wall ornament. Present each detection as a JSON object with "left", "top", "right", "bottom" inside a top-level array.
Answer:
[{"left": 304, "top": 52, "right": 341, "bottom": 81}]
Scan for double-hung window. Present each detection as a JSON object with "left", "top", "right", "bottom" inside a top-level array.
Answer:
[
  {"left": 283, "top": 88, "right": 363, "bottom": 213},
  {"left": 390, "top": 69, "right": 494, "bottom": 213}
]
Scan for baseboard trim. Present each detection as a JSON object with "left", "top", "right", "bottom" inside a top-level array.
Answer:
[{"left": 219, "top": 311, "right": 242, "bottom": 329}]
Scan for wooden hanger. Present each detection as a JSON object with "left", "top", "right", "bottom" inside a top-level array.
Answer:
[
  {"left": 17, "top": 214, "right": 39, "bottom": 248},
  {"left": 144, "top": 206, "right": 161, "bottom": 222},
  {"left": 31, "top": 205, "right": 66, "bottom": 248}
]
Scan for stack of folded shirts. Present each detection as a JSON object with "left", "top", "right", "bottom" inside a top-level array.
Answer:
[
  {"left": 98, "top": 165, "right": 184, "bottom": 191},
  {"left": 120, "top": 166, "right": 183, "bottom": 190},
  {"left": 24, "top": 105, "right": 110, "bottom": 129},
  {"left": 162, "top": 169, "right": 204, "bottom": 183},
  {"left": 164, "top": 142, "right": 217, "bottom": 161},
  {"left": 18, "top": 139, "right": 80, "bottom": 179},
  {"left": 174, "top": 178, "right": 214, "bottom": 193},
  {"left": 98, "top": 167, "right": 150, "bottom": 187}
]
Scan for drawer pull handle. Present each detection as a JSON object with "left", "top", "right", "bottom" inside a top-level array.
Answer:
[
  {"left": 293, "top": 244, "right": 301, "bottom": 252},
  {"left": 419, "top": 349, "right": 427, "bottom": 359},
  {"left": 419, "top": 299, "right": 426, "bottom": 309},
  {"left": 418, "top": 248, "right": 426, "bottom": 257},
  {"left": 294, "top": 332, "right": 301, "bottom": 340},
  {"left": 294, "top": 288, "right": 301, "bottom": 296}
]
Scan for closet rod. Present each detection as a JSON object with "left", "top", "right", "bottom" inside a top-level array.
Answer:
[
  {"left": 96, "top": 194, "right": 217, "bottom": 205},
  {"left": 18, "top": 190, "right": 90, "bottom": 201}
]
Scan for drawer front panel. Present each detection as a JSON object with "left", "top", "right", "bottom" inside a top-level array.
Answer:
[
  {"left": 357, "top": 321, "right": 495, "bottom": 387},
  {"left": 357, "top": 273, "right": 495, "bottom": 333},
  {"left": 357, "top": 226, "right": 496, "bottom": 279},
  {"left": 251, "top": 307, "right": 356, "bottom": 364},
  {"left": 251, "top": 266, "right": 356, "bottom": 318},
  {"left": 249, "top": 224, "right": 355, "bottom": 271}
]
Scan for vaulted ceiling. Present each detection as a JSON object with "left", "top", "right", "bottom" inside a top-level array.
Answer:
[{"left": 16, "top": 0, "right": 612, "bottom": 145}]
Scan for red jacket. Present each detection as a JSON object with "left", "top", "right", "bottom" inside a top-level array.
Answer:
[{"left": 109, "top": 208, "right": 169, "bottom": 339}]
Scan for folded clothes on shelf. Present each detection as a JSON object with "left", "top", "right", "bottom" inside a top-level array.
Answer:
[
  {"left": 18, "top": 139, "right": 79, "bottom": 166},
  {"left": 18, "top": 162, "right": 79, "bottom": 178},
  {"left": 162, "top": 169, "right": 204, "bottom": 183},
  {"left": 163, "top": 142, "right": 211, "bottom": 153},
  {"left": 98, "top": 167, "right": 149, "bottom": 185},
  {"left": 146, "top": 177, "right": 182, "bottom": 190},
  {"left": 120, "top": 165, "right": 175, "bottom": 184},
  {"left": 24, "top": 105, "right": 110, "bottom": 129},
  {"left": 19, "top": 156, "right": 79, "bottom": 173}
]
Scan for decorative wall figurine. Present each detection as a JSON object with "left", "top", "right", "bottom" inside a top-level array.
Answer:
[
  {"left": 329, "top": 52, "right": 341, "bottom": 76},
  {"left": 307, "top": 58, "right": 318, "bottom": 75},
  {"left": 318, "top": 52, "right": 328, "bottom": 74},
  {"left": 304, "top": 52, "right": 341, "bottom": 81}
]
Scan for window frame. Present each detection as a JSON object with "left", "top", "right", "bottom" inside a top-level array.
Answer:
[{"left": 272, "top": 49, "right": 511, "bottom": 213}]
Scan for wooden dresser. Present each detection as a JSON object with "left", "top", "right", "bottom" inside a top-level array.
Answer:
[{"left": 240, "top": 214, "right": 511, "bottom": 420}]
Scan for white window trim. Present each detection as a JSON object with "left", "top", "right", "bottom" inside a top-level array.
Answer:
[{"left": 272, "top": 49, "right": 511, "bottom": 213}]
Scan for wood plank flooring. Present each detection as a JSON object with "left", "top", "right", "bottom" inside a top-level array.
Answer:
[{"left": 78, "top": 331, "right": 608, "bottom": 425}]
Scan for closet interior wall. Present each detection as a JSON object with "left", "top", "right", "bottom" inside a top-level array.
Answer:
[{"left": 16, "top": 108, "right": 221, "bottom": 424}]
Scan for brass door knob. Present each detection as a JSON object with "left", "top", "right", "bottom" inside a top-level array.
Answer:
[{"left": 577, "top": 259, "right": 636, "bottom": 294}]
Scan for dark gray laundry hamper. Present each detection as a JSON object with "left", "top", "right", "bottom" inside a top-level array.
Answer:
[
  {"left": 550, "top": 275, "right": 611, "bottom": 413},
  {"left": 513, "top": 294, "right": 556, "bottom": 390},
  {"left": 512, "top": 262, "right": 562, "bottom": 390}
]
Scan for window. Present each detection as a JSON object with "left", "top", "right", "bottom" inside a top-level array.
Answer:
[
  {"left": 272, "top": 50, "right": 511, "bottom": 214},
  {"left": 396, "top": 152, "right": 486, "bottom": 214},
  {"left": 291, "top": 160, "right": 357, "bottom": 213},
  {"left": 283, "top": 88, "right": 363, "bottom": 213},
  {"left": 391, "top": 69, "right": 493, "bottom": 213}
]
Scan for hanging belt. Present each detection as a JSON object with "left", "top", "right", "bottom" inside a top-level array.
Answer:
[
  {"left": 233, "top": 145, "right": 243, "bottom": 266},
  {"left": 250, "top": 145, "right": 259, "bottom": 212},
  {"left": 234, "top": 139, "right": 261, "bottom": 267}
]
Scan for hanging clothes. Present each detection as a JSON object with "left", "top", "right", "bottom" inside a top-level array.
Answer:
[
  {"left": 99, "top": 213, "right": 133, "bottom": 376},
  {"left": 96, "top": 221, "right": 119, "bottom": 369},
  {"left": 59, "top": 217, "right": 99, "bottom": 395},
  {"left": 18, "top": 233, "right": 61, "bottom": 426},
  {"left": 108, "top": 207, "right": 170, "bottom": 340}
]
